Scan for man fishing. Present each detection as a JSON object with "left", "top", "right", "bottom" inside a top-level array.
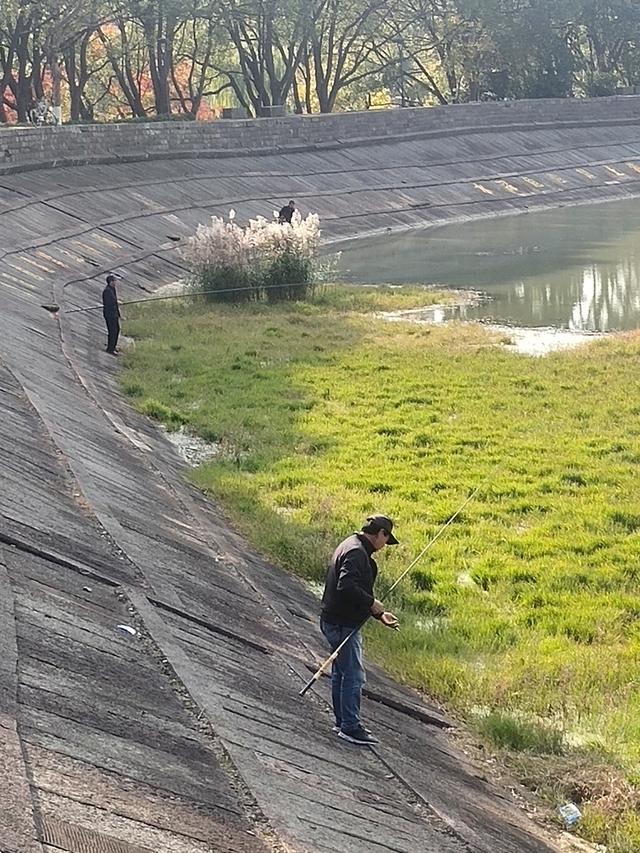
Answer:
[
  {"left": 320, "top": 515, "right": 400, "bottom": 745},
  {"left": 278, "top": 200, "right": 295, "bottom": 224},
  {"left": 102, "top": 274, "right": 121, "bottom": 355}
]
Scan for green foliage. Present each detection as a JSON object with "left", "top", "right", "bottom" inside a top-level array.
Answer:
[
  {"left": 477, "top": 711, "right": 564, "bottom": 754},
  {"left": 412, "top": 567, "right": 437, "bottom": 591},
  {"left": 3, "top": 0, "right": 640, "bottom": 125},
  {"left": 194, "top": 264, "right": 257, "bottom": 304},
  {"left": 139, "top": 398, "right": 187, "bottom": 428},
  {"left": 183, "top": 213, "right": 320, "bottom": 304},
  {"left": 584, "top": 71, "right": 620, "bottom": 98},
  {"left": 580, "top": 809, "right": 640, "bottom": 853},
  {"left": 263, "top": 250, "right": 315, "bottom": 302}
]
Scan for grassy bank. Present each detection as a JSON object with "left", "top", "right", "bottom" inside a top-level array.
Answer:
[{"left": 122, "top": 285, "right": 640, "bottom": 849}]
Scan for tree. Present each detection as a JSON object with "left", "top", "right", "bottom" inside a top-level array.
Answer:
[
  {"left": 308, "top": 0, "right": 394, "bottom": 113},
  {"left": 386, "top": 0, "right": 485, "bottom": 105},
  {"left": 473, "top": 0, "right": 575, "bottom": 99},
  {"left": 566, "top": 0, "right": 640, "bottom": 92},
  {"left": 170, "top": 0, "right": 230, "bottom": 116},
  {"left": 96, "top": 21, "right": 148, "bottom": 116},
  {"left": 1, "top": 0, "right": 635, "bottom": 123},
  {"left": 0, "top": 1, "right": 38, "bottom": 122},
  {"left": 216, "top": 0, "right": 310, "bottom": 113}
]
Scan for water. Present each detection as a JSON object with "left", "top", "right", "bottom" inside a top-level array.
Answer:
[{"left": 337, "top": 199, "right": 640, "bottom": 332}]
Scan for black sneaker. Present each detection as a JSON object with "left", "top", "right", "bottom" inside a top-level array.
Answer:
[
  {"left": 338, "top": 726, "right": 379, "bottom": 745},
  {"left": 333, "top": 723, "right": 372, "bottom": 734}
]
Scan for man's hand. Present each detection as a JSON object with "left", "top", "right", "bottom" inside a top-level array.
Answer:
[
  {"left": 380, "top": 611, "right": 400, "bottom": 630},
  {"left": 370, "top": 599, "right": 385, "bottom": 617}
]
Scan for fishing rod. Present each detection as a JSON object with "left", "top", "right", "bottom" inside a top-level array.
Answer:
[
  {"left": 41, "top": 280, "right": 335, "bottom": 315},
  {"left": 298, "top": 476, "right": 491, "bottom": 698}
]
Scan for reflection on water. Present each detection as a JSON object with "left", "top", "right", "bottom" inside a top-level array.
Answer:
[{"left": 337, "top": 199, "right": 640, "bottom": 331}]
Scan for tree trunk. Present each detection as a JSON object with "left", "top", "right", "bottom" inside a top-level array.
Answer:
[
  {"left": 15, "top": 13, "right": 32, "bottom": 122},
  {"left": 97, "top": 26, "right": 146, "bottom": 117},
  {"left": 145, "top": 6, "right": 172, "bottom": 116},
  {"left": 291, "top": 72, "right": 304, "bottom": 113},
  {"left": 65, "top": 41, "right": 93, "bottom": 121},
  {"left": 0, "top": 26, "right": 19, "bottom": 121},
  {"left": 50, "top": 53, "right": 62, "bottom": 107}
]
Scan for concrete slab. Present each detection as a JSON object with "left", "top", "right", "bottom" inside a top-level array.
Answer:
[
  {"left": 0, "top": 368, "right": 271, "bottom": 853},
  {"left": 0, "top": 560, "right": 44, "bottom": 853}
]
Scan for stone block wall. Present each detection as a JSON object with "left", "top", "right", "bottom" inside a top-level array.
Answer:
[{"left": 2, "top": 96, "right": 640, "bottom": 175}]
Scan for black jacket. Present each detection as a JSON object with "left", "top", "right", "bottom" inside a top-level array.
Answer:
[
  {"left": 321, "top": 533, "right": 378, "bottom": 628},
  {"left": 102, "top": 285, "right": 120, "bottom": 320}
]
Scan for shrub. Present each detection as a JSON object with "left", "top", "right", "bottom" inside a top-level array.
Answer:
[
  {"left": 139, "top": 398, "right": 186, "bottom": 427},
  {"left": 182, "top": 209, "right": 321, "bottom": 303}
]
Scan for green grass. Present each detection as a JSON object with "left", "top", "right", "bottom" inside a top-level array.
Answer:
[
  {"left": 122, "top": 283, "right": 640, "bottom": 850},
  {"left": 476, "top": 710, "right": 565, "bottom": 754}
]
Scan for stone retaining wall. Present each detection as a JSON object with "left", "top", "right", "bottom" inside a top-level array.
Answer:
[{"left": 2, "top": 96, "right": 640, "bottom": 175}]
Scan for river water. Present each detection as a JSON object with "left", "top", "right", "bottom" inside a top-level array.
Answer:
[{"left": 337, "top": 199, "right": 640, "bottom": 332}]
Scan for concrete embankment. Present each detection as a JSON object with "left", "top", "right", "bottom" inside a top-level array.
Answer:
[
  {"left": 2, "top": 96, "right": 640, "bottom": 248},
  {"left": 0, "top": 100, "right": 616, "bottom": 853}
]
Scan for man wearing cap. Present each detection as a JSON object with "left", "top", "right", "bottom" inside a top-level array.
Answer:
[{"left": 320, "top": 515, "right": 400, "bottom": 745}]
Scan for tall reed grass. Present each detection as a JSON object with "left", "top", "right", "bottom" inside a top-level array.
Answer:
[{"left": 182, "top": 209, "right": 321, "bottom": 303}]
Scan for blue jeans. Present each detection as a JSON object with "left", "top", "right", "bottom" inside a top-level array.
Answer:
[{"left": 320, "top": 619, "right": 366, "bottom": 732}]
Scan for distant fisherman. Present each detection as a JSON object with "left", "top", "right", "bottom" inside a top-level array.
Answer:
[
  {"left": 102, "top": 274, "right": 121, "bottom": 356},
  {"left": 320, "top": 515, "right": 400, "bottom": 745},
  {"left": 278, "top": 200, "right": 295, "bottom": 224}
]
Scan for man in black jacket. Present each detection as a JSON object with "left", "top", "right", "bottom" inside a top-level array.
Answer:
[
  {"left": 278, "top": 200, "right": 295, "bottom": 224},
  {"left": 320, "top": 515, "right": 399, "bottom": 745},
  {"left": 102, "top": 274, "right": 121, "bottom": 355}
]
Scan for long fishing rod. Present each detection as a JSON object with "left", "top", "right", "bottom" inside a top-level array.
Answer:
[
  {"left": 41, "top": 280, "right": 334, "bottom": 315},
  {"left": 298, "top": 477, "right": 491, "bottom": 698}
]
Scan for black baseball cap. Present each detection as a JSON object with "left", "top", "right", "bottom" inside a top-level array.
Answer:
[{"left": 365, "top": 515, "right": 399, "bottom": 545}]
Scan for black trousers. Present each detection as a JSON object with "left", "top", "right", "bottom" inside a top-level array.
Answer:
[{"left": 105, "top": 314, "right": 120, "bottom": 353}]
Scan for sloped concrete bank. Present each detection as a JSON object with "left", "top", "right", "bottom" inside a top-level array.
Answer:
[
  {"left": 0, "top": 100, "right": 621, "bottom": 853},
  {"left": 2, "top": 97, "right": 640, "bottom": 255}
]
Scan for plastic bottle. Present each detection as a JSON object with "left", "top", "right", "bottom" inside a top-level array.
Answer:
[{"left": 558, "top": 803, "right": 582, "bottom": 829}]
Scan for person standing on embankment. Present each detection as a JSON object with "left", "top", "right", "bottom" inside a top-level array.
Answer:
[
  {"left": 102, "top": 274, "right": 121, "bottom": 355},
  {"left": 278, "top": 200, "right": 296, "bottom": 224},
  {"left": 320, "top": 515, "right": 400, "bottom": 745}
]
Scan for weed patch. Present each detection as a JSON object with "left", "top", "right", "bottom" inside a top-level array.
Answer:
[{"left": 477, "top": 711, "right": 565, "bottom": 754}]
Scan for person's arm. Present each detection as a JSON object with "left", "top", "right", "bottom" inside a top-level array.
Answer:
[{"left": 336, "top": 550, "right": 401, "bottom": 629}]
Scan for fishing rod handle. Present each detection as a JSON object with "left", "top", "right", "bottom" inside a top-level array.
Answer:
[
  {"left": 299, "top": 621, "right": 367, "bottom": 697},
  {"left": 299, "top": 671, "right": 323, "bottom": 697},
  {"left": 298, "top": 644, "right": 343, "bottom": 697},
  {"left": 299, "top": 654, "right": 333, "bottom": 696}
]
